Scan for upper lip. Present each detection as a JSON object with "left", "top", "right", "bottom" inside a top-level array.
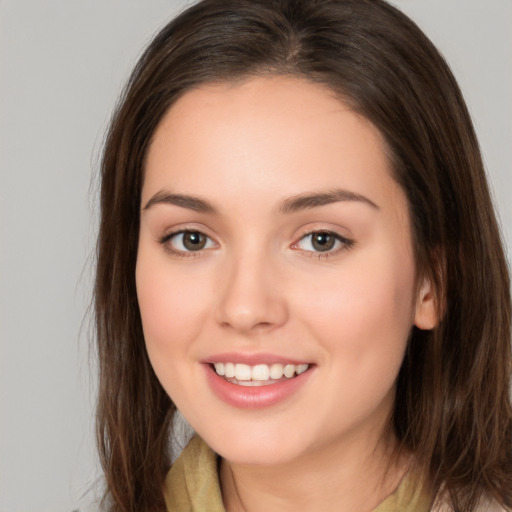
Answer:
[{"left": 203, "top": 352, "right": 311, "bottom": 366}]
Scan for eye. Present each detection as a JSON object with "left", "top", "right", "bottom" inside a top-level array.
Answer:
[
  {"left": 295, "top": 231, "right": 352, "bottom": 253},
  {"left": 162, "top": 230, "right": 215, "bottom": 253}
]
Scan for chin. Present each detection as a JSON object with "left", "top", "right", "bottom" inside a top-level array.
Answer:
[{"left": 195, "top": 420, "right": 308, "bottom": 466}]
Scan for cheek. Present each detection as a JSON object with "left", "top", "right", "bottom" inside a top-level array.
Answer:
[
  {"left": 135, "top": 249, "right": 210, "bottom": 369},
  {"left": 294, "top": 249, "right": 416, "bottom": 371}
]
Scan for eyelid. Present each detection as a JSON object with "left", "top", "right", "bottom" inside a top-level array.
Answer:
[
  {"left": 157, "top": 224, "right": 353, "bottom": 258},
  {"left": 159, "top": 227, "right": 218, "bottom": 257},
  {"left": 291, "top": 228, "right": 354, "bottom": 257}
]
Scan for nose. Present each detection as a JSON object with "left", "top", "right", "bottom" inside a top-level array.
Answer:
[{"left": 214, "top": 248, "right": 289, "bottom": 335}]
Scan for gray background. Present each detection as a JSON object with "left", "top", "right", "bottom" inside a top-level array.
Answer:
[{"left": 1, "top": 1, "right": 511, "bottom": 511}]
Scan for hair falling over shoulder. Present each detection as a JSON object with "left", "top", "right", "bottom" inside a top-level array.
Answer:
[{"left": 94, "top": 0, "right": 512, "bottom": 510}]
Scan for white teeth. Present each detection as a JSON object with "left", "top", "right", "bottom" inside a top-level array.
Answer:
[
  {"left": 225, "top": 362, "right": 235, "bottom": 378},
  {"left": 283, "top": 364, "right": 295, "bottom": 378},
  {"left": 235, "top": 363, "right": 252, "bottom": 381},
  {"left": 213, "top": 362, "right": 309, "bottom": 382},
  {"left": 269, "top": 363, "right": 284, "bottom": 379},
  {"left": 296, "top": 364, "right": 308, "bottom": 375},
  {"left": 252, "top": 364, "right": 270, "bottom": 380}
]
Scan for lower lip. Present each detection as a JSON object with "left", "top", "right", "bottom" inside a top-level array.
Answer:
[{"left": 203, "top": 364, "right": 313, "bottom": 409}]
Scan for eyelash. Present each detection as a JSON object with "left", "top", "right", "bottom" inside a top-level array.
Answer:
[
  {"left": 159, "top": 230, "right": 216, "bottom": 258},
  {"left": 159, "top": 229, "right": 354, "bottom": 259},
  {"left": 293, "top": 230, "right": 354, "bottom": 259}
]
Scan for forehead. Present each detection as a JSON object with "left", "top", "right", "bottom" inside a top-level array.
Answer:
[
  {"left": 143, "top": 75, "right": 404, "bottom": 216},
  {"left": 149, "top": 76, "right": 385, "bottom": 161}
]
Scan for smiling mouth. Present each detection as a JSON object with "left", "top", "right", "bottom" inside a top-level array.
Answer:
[{"left": 212, "top": 362, "right": 310, "bottom": 386}]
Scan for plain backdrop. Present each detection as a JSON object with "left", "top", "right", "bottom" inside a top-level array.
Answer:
[{"left": 1, "top": 1, "right": 511, "bottom": 511}]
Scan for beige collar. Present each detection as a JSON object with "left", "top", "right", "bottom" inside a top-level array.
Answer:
[{"left": 164, "top": 435, "right": 433, "bottom": 512}]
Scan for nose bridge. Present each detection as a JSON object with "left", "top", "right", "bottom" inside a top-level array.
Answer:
[{"left": 215, "top": 239, "right": 288, "bottom": 333}]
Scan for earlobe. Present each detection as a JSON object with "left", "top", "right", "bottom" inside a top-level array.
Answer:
[{"left": 414, "top": 277, "right": 439, "bottom": 330}]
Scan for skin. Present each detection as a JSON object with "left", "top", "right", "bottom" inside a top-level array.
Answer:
[{"left": 136, "top": 76, "right": 437, "bottom": 512}]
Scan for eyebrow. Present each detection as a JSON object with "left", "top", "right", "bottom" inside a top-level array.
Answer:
[
  {"left": 142, "top": 187, "right": 379, "bottom": 215},
  {"left": 143, "top": 191, "right": 218, "bottom": 214},
  {"left": 279, "top": 189, "right": 379, "bottom": 214}
]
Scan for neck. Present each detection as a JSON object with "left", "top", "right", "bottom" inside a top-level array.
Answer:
[{"left": 220, "top": 427, "right": 408, "bottom": 512}]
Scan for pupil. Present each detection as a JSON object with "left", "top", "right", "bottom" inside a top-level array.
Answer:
[
  {"left": 183, "top": 232, "right": 206, "bottom": 251},
  {"left": 312, "top": 233, "right": 335, "bottom": 252}
]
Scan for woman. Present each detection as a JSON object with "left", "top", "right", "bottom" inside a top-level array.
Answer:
[{"left": 95, "top": 0, "right": 512, "bottom": 510}]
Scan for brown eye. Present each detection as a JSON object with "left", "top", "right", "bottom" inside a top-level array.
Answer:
[
  {"left": 164, "top": 230, "right": 215, "bottom": 253},
  {"left": 295, "top": 231, "right": 352, "bottom": 255},
  {"left": 311, "top": 232, "right": 336, "bottom": 252},
  {"left": 182, "top": 231, "right": 207, "bottom": 251}
]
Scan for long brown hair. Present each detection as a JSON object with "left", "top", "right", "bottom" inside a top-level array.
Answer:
[{"left": 95, "top": 0, "right": 512, "bottom": 510}]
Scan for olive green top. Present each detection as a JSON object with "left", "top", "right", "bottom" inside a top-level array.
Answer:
[{"left": 164, "top": 435, "right": 433, "bottom": 511}]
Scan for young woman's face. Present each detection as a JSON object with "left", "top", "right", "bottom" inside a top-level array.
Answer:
[{"left": 137, "top": 76, "right": 435, "bottom": 466}]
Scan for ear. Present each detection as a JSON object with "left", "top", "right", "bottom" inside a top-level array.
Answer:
[{"left": 413, "top": 277, "right": 439, "bottom": 330}]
